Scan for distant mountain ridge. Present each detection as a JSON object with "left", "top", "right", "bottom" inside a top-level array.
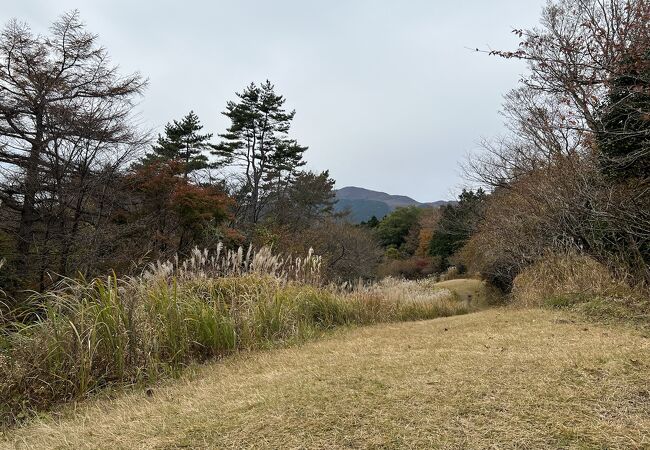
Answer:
[{"left": 334, "top": 186, "right": 451, "bottom": 223}]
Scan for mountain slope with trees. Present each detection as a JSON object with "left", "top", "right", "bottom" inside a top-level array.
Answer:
[{"left": 334, "top": 186, "right": 452, "bottom": 223}]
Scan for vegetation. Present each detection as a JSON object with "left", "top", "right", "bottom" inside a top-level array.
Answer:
[
  {"left": 0, "top": 14, "right": 373, "bottom": 300},
  {"left": 460, "top": 0, "right": 650, "bottom": 291},
  {"left": 511, "top": 252, "right": 650, "bottom": 327},
  {"left": 365, "top": 0, "right": 650, "bottom": 301},
  {"left": 428, "top": 189, "right": 485, "bottom": 269},
  {"left": 140, "top": 111, "right": 213, "bottom": 178},
  {"left": 1, "top": 1, "right": 650, "bottom": 446},
  {"left": 0, "top": 246, "right": 470, "bottom": 427},
  {"left": 3, "top": 308, "right": 649, "bottom": 449},
  {"left": 0, "top": 12, "right": 146, "bottom": 294},
  {"left": 214, "top": 80, "right": 308, "bottom": 227}
]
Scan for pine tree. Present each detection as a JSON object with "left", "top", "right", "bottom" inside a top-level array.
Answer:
[
  {"left": 213, "top": 81, "right": 307, "bottom": 224},
  {"left": 143, "top": 111, "right": 213, "bottom": 178},
  {"left": 428, "top": 189, "right": 486, "bottom": 267},
  {"left": 597, "top": 54, "right": 650, "bottom": 180}
]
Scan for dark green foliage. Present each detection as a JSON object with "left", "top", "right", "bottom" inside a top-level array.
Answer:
[
  {"left": 360, "top": 216, "right": 380, "bottom": 228},
  {"left": 593, "top": 56, "right": 650, "bottom": 276},
  {"left": 597, "top": 55, "right": 650, "bottom": 180},
  {"left": 214, "top": 81, "right": 307, "bottom": 224},
  {"left": 142, "top": 111, "right": 213, "bottom": 177},
  {"left": 375, "top": 206, "right": 422, "bottom": 249},
  {"left": 428, "top": 189, "right": 486, "bottom": 267}
]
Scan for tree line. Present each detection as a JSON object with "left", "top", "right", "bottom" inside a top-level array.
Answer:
[
  {"left": 2, "top": 1, "right": 649, "bottom": 304},
  {"left": 0, "top": 12, "right": 348, "bottom": 301},
  {"left": 369, "top": 0, "right": 650, "bottom": 292}
]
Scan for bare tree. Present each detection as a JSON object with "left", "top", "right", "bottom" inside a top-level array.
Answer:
[
  {"left": 0, "top": 11, "right": 146, "bottom": 289},
  {"left": 464, "top": 0, "right": 650, "bottom": 286}
]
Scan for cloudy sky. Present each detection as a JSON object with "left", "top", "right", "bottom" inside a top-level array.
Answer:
[{"left": 4, "top": 1, "right": 543, "bottom": 201}]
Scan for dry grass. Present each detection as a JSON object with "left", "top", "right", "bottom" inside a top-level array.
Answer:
[
  {"left": 353, "top": 277, "right": 456, "bottom": 304},
  {"left": 2, "top": 308, "right": 649, "bottom": 449},
  {"left": 512, "top": 253, "right": 620, "bottom": 308},
  {"left": 434, "top": 278, "right": 502, "bottom": 306},
  {"left": 512, "top": 253, "right": 650, "bottom": 326},
  {"left": 0, "top": 248, "right": 473, "bottom": 427}
]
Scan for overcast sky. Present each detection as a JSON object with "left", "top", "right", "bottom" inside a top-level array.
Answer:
[{"left": 4, "top": 1, "right": 543, "bottom": 201}]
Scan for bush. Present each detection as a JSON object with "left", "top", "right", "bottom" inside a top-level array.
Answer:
[
  {"left": 262, "top": 220, "right": 382, "bottom": 283},
  {"left": 511, "top": 252, "right": 618, "bottom": 308},
  {"left": 378, "top": 257, "right": 442, "bottom": 280},
  {"left": 511, "top": 252, "right": 649, "bottom": 322}
]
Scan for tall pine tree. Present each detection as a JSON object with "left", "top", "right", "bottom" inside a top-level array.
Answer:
[
  {"left": 597, "top": 53, "right": 650, "bottom": 180},
  {"left": 143, "top": 111, "right": 213, "bottom": 178},
  {"left": 213, "top": 81, "right": 307, "bottom": 225}
]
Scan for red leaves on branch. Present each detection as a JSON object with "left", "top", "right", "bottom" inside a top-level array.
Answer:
[{"left": 128, "top": 159, "right": 233, "bottom": 252}]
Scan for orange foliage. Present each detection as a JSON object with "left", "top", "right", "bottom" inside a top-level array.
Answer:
[
  {"left": 128, "top": 160, "right": 233, "bottom": 253},
  {"left": 415, "top": 208, "right": 440, "bottom": 257}
]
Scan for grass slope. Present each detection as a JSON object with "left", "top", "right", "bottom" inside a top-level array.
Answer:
[{"left": 2, "top": 308, "right": 649, "bottom": 449}]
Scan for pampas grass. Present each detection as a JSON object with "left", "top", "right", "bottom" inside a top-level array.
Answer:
[{"left": 0, "top": 245, "right": 469, "bottom": 427}]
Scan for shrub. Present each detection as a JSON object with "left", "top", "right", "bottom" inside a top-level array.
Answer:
[
  {"left": 264, "top": 220, "right": 382, "bottom": 283},
  {"left": 511, "top": 252, "right": 649, "bottom": 322},
  {"left": 511, "top": 252, "right": 617, "bottom": 308},
  {"left": 378, "top": 257, "right": 441, "bottom": 280}
]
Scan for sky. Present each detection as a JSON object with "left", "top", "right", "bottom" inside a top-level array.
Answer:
[{"left": 4, "top": 1, "right": 543, "bottom": 202}]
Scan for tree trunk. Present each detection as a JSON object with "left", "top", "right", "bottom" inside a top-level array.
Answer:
[{"left": 16, "top": 111, "right": 44, "bottom": 281}]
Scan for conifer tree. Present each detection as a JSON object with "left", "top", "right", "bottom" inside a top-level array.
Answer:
[
  {"left": 144, "top": 111, "right": 213, "bottom": 178},
  {"left": 214, "top": 81, "right": 307, "bottom": 224},
  {"left": 597, "top": 54, "right": 650, "bottom": 180}
]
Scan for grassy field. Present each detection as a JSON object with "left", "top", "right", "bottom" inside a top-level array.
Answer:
[
  {"left": 434, "top": 278, "right": 495, "bottom": 305},
  {"left": 0, "top": 269, "right": 470, "bottom": 427},
  {"left": 3, "top": 307, "right": 649, "bottom": 449}
]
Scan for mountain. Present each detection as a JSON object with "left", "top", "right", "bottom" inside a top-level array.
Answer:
[{"left": 334, "top": 186, "right": 452, "bottom": 223}]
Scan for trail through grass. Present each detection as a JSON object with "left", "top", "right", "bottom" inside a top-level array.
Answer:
[
  {"left": 434, "top": 278, "right": 497, "bottom": 305},
  {"left": 3, "top": 308, "right": 649, "bottom": 449}
]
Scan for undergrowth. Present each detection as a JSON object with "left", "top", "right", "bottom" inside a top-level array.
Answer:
[{"left": 512, "top": 252, "right": 649, "bottom": 326}]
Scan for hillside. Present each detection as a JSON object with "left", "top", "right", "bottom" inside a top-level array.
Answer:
[
  {"left": 334, "top": 186, "right": 451, "bottom": 222},
  {"left": 4, "top": 307, "right": 648, "bottom": 449}
]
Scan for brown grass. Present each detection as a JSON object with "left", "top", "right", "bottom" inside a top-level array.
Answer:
[
  {"left": 0, "top": 265, "right": 471, "bottom": 427},
  {"left": 512, "top": 252, "right": 619, "bottom": 308},
  {"left": 511, "top": 253, "right": 650, "bottom": 327},
  {"left": 2, "top": 308, "right": 649, "bottom": 449},
  {"left": 434, "top": 278, "right": 502, "bottom": 306}
]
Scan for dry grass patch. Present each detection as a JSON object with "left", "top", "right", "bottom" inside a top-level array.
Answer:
[
  {"left": 2, "top": 308, "right": 649, "bottom": 449},
  {"left": 434, "top": 278, "right": 503, "bottom": 306},
  {"left": 512, "top": 253, "right": 650, "bottom": 327}
]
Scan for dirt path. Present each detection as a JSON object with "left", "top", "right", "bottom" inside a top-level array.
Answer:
[{"left": 3, "top": 308, "right": 649, "bottom": 449}]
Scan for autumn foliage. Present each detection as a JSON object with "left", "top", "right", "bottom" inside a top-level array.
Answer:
[{"left": 128, "top": 160, "right": 232, "bottom": 255}]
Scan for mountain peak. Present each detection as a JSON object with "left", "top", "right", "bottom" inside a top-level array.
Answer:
[{"left": 334, "top": 186, "right": 451, "bottom": 223}]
